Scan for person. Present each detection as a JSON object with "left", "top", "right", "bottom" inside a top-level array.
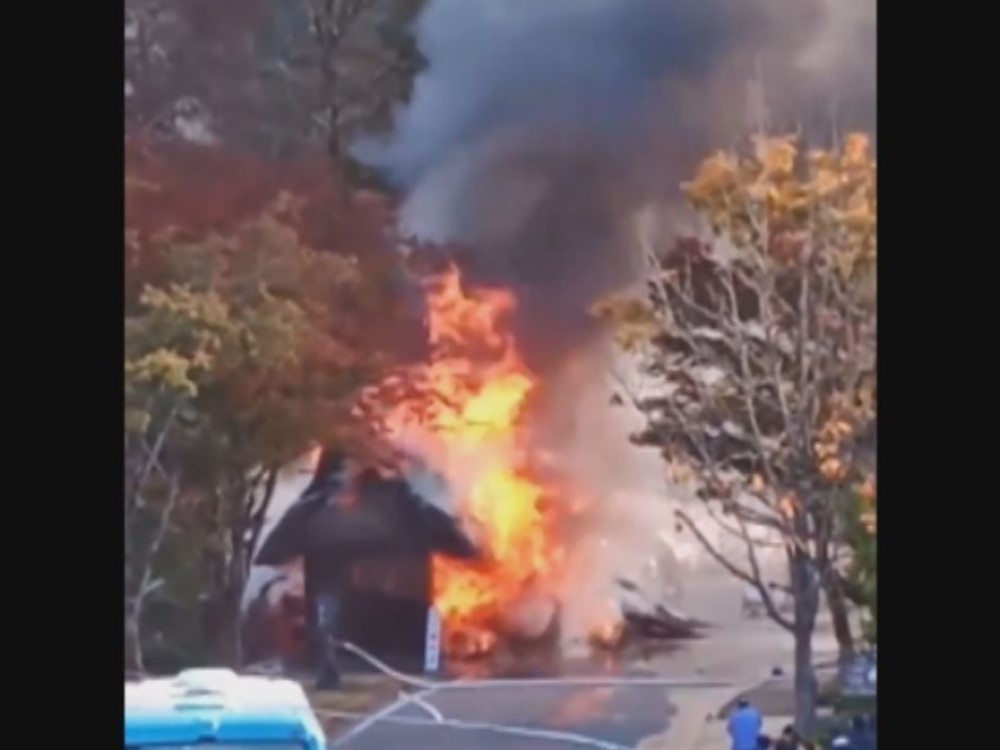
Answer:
[
  {"left": 848, "top": 714, "right": 875, "bottom": 750},
  {"left": 774, "top": 724, "right": 799, "bottom": 750},
  {"left": 757, "top": 734, "right": 773, "bottom": 749},
  {"left": 727, "top": 698, "right": 764, "bottom": 750}
]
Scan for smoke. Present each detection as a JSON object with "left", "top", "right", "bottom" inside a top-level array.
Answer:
[
  {"left": 358, "top": 0, "right": 751, "bottom": 182},
  {"left": 530, "top": 339, "right": 702, "bottom": 641},
  {"left": 355, "top": 0, "right": 874, "bottom": 368},
  {"left": 353, "top": 0, "right": 873, "bottom": 640}
]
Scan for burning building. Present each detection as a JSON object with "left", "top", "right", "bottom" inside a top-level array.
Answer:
[
  {"left": 246, "top": 0, "right": 874, "bottom": 674},
  {"left": 246, "top": 263, "right": 705, "bottom": 678},
  {"left": 251, "top": 449, "right": 478, "bottom": 678}
]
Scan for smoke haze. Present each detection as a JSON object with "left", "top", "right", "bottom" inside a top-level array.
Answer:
[
  {"left": 355, "top": 0, "right": 874, "bottom": 367},
  {"left": 354, "top": 0, "right": 874, "bottom": 638}
]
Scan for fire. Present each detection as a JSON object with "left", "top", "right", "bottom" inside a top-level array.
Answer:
[
  {"left": 384, "top": 265, "right": 565, "bottom": 656},
  {"left": 589, "top": 621, "right": 625, "bottom": 650}
]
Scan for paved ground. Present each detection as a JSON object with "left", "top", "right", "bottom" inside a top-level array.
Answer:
[
  {"left": 633, "top": 566, "right": 846, "bottom": 750},
  {"left": 331, "top": 680, "right": 687, "bottom": 749},
  {"left": 327, "top": 564, "right": 851, "bottom": 750}
]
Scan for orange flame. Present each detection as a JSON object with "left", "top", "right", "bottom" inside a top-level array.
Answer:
[
  {"left": 589, "top": 621, "right": 626, "bottom": 650},
  {"left": 384, "top": 265, "right": 565, "bottom": 656}
]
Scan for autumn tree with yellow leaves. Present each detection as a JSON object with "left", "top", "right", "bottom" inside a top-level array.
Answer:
[{"left": 596, "top": 135, "right": 876, "bottom": 735}]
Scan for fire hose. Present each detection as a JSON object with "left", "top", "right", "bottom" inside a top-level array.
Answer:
[
  {"left": 323, "top": 638, "right": 731, "bottom": 750},
  {"left": 332, "top": 638, "right": 439, "bottom": 690},
  {"left": 328, "top": 637, "right": 733, "bottom": 690},
  {"left": 323, "top": 707, "right": 634, "bottom": 750},
  {"left": 326, "top": 639, "right": 635, "bottom": 749}
]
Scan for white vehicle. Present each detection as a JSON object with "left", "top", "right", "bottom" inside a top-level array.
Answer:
[{"left": 125, "top": 668, "right": 326, "bottom": 750}]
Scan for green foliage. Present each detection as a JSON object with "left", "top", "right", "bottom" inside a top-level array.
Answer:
[
  {"left": 841, "top": 488, "right": 877, "bottom": 643},
  {"left": 126, "top": 194, "right": 374, "bottom": 468},
  {"left": 125, "top": 192, "right": 389, "bottom": 668}
]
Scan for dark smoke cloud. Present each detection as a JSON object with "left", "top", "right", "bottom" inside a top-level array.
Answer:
[{"left": 354, "top": 0, "right": 875, "bottom": 369}]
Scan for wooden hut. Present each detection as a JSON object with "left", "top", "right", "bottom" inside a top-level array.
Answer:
[{"left": 253, "top": 450, "right": 477, "bottom": 679}]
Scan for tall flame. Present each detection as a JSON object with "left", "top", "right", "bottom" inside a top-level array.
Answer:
[{"left": 384, "top": 265, "right": 565, "bottom": 656}]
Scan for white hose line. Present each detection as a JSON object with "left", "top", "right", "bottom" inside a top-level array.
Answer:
[
  {"left": 403, "top": 690, "right": 445, "bottom": 722},
  {"left": 430, "top": 676, "right": 735, "bottom": 690},
  {"left": 337, "top": 639, "right": 734, "bottom": 691},
  {"left": 327, "top": 685, "right": 443, "bottom": 747},
  {"left": 319, "top": 708, "right": 633, "bottom": 750},
  {"left": 337, "top": 640, "right": 442, "bottom": 690},
  {"left": 328, "top": 640, "right": 735, "bottom": 749}
]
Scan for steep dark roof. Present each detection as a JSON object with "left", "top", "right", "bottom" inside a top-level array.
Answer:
[{"left": 254, "top": 450, "right": 478, "bottom": 567}]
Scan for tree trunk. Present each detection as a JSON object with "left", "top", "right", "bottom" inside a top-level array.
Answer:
[
  {"left": 229, "top": 541, "right": 247, "bottom": 667},
  {"left": 825, "top": 578, "right": 856, "bottom": 664},
  {"left": 206, "top": 579, "right": 245, "bottom": 668},
  {"left": 125, "top": 472, "right": 179, "bottom": 674},
  {"left": 213, "top": 532, "right": 248, "bottom": 668},
  {"left": 125, "top": 603, "right": 144, "bottom": 676},
  {"left": 790, "top": 551, "right": 820, "bottom": 738},
  {"left": 205, "top": 477, "right": 253, "bottom": 668},
  {"left": 203, "top": 538, "right": 245, "bottom": 668},
  {"left": 793, "top": 624, "right": 819, "bottom": 738}
]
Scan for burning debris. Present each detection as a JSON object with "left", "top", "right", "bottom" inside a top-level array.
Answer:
[{"left": 588, "top": 578, "right": 708, "bottom": 652}]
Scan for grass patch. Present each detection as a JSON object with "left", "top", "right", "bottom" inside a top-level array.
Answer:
[{"left": 304, "top": 675, "right": 401, "bottom": 739}]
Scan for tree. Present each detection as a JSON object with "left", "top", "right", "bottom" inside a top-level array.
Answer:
[
  {"left": 125, "top": 139, "right": 415, "bottom": 355},
  {"left": 125, "top": 0, "right": 287, "bottom": 149},
  {"left": 840, "top": 481, "right": 876, "bottom": 644},
  {"left": 596, "top": 134, "right": 876, "bottom": 735},
  {"left": 125, "top": 0, "right": 426, "bottom": 164},
  {"left": 125, "top": 189, "right": 390, "bottom": 669},
  {"left": 306, "top": 0, "right": 426, "bottom": 181}
]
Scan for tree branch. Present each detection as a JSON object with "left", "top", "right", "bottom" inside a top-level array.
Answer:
[
  {"left": 703, "top": 497, "right": 790, "bottom": 549},
  {"left": 676, "top": 509, "right": 794, "bottom": 631},
  {"left": 126, "top": 402, "right": 179, "bottom": 513},
  {"left": 127, "top": 470, "right": 181, "bottom": 672}
]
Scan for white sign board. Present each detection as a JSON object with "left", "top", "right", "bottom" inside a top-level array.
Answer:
[{"left": 424, "top": 607, "right": 442, "bottom": 673}]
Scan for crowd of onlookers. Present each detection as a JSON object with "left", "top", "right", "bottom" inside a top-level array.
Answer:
[{"left": 728, "top": 698, "right": 877, "bottom": 750}]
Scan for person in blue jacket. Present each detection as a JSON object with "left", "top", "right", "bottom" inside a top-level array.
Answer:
[{"left": 728, "top": 698, "right": 764, "bottom": 750}]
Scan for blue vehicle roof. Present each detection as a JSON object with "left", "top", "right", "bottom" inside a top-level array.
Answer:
[{"left": 125, "top": 669, "right": 325, "bottom": 748}]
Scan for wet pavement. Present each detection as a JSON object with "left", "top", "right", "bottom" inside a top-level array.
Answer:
[{"left": 331, "top": 681, "right": 680, "bottom": 750}]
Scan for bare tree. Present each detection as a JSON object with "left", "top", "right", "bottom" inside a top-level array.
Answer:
[{"left": 596, "top": 134, "right": 876, "bottom": 735}]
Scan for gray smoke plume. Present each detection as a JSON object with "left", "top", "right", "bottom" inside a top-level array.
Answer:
[
  {"left": 351, "top": 0, "right": 874, "bottom": 641},
  {"left": 354, "top": 0, "right": 875, "bottom": 362}
]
